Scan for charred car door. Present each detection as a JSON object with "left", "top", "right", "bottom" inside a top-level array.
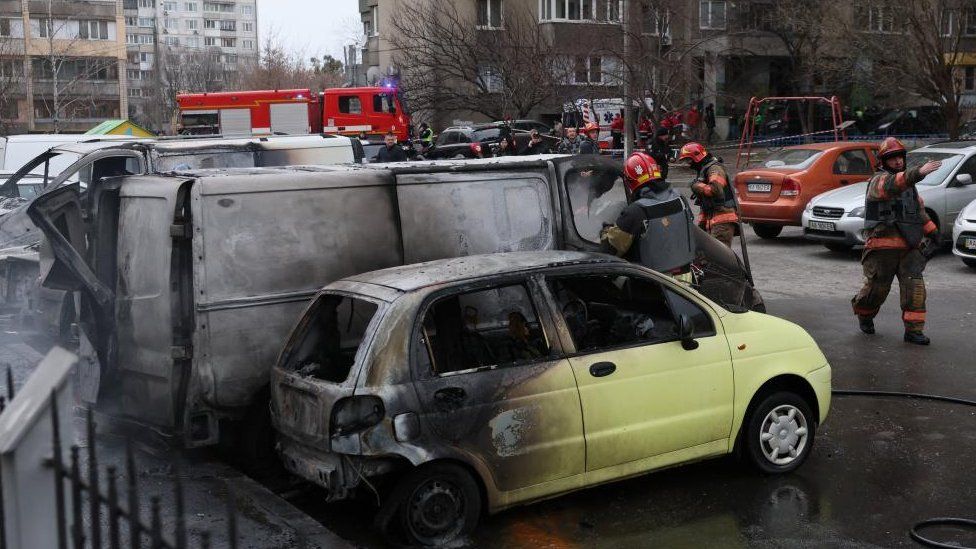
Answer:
[{"left": 411, "top": 277, "right": 585, "bottom": 492}]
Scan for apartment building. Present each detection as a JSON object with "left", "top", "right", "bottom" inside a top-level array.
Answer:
[
  {"left": 0, "top": 0, "right": 128, "bottom": 133},
  {"left": 123, "top": 0, "right": 259, "bottom": 131},
  {"left": 359, "top": 0, "right": 976, "bottom": 128}
]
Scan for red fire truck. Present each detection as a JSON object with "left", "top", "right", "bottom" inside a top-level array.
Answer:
[{"left": 176, "top": 87, "right": 411, "bottom": 141}]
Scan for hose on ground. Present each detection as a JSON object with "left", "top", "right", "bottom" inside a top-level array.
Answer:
[{"left": 832, "top": 388, "right": 976, "bottom": 548}]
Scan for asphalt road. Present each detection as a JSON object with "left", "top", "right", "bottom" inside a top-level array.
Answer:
[{"left": 294, "top": 226, "right": 976, "bottom": 548}]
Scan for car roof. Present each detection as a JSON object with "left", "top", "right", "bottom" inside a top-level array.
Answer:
[
  {"left": 343, "top": 251, "right": 624, "bottom": 293},
  {"left": 783, "top": 141, "right": 878, "bottom": 151},
  {"left": 919, "top": 141, "right": 976, "bottom": 151},
  {"left": 48, "top": 134, "right": 350, "bottom": 156}
]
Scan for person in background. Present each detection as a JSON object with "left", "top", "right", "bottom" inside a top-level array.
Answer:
[
  {"left": 684, "top": 104, "right": 702, "bottom": 140},
  {"left": 558, "top": 126, "right": 583, "bottom": 154},
  {"left": 727, "top": 99, "right": 739, "bottom": 140},
  {"left": 610, "top": 111, "right": 624, "bottom": 150},
  {"left": 551, "top": 120, "right": 564, "bottom": 140},
  {"left": 496, "top": 134, "right": 518, "bottom": 156},
  {"left": 373, "top": 131, "right": 407, "bottom": 163},
  {"left": 705, "top": 103, "right": 717, "bottom": 145},
  {"left": 418, "top": 122, "right": 434, "bottom": 152},
  {"left": 647, "top": 127, "right": 671, "bottom": 180},
  {"left": 520, "top": 129, "right": 550, "bottom": 155}
]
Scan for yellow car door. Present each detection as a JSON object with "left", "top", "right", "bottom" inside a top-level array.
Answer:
[{"left": 547, "top": 270, "right": 734, "bottom": 472}]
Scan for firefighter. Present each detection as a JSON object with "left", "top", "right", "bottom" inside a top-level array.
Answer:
[
  {"left": 852, "top": 137, "right": 942, "bottom": 345},
  {"left": 679, "top": 142, "right": 738, "bottom": 247},
  {"left": 579, "top": 122, "right": 601, "bottom": 154},
  {"left": 600, "top": 152, "right": 696, "bottom": 277},
  {"left": 418, "top": 122, "right": 434, "bottom": 152}
]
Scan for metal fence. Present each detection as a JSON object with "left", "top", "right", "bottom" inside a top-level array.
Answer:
[{"left": 0, "top": 364, "right": 239, "bottom": 549}]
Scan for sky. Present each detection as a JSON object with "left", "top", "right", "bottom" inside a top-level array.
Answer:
[{"left": 257, "top": 0, "right": 361, "bottom": 63}]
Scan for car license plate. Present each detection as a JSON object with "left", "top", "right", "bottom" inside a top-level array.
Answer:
[
  {"left": 809, "top": 221, "right": 836, "bottom": 231},
  {"left": 748, "top": 183, "right": 772, "bottom": 193},
  {"left": 966, "top": 238, "right": 976, "bottom": 250}
]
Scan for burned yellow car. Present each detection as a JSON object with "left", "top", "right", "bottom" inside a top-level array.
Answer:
[{"left": 270, "top": 251, "right": 831, "bottom": 546}]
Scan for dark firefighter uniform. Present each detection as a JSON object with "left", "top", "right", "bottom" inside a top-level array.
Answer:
[
  {"left": 851, "top": 160, "right": 938, "bottom": 343},
  {"left": 601, "top": 152, "right": 696, "bottom": 276},
  {"left": 691, "top": 159, "right": 738, "bottom": 247}
]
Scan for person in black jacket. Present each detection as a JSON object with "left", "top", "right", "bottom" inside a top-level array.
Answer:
[
  {"left": 646, "top": 127, "right": 671, "bottom": 179},
  {"left": 520, "top": 130, "right": 550, "bottom": 155},
  {"left": 373, "top": 132, "right": 407, "bottom": 163}
]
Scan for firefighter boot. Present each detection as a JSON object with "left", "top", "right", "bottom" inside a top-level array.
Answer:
[
  {"left": 904, "top": 331, "right": 930, "bottom": 345},
  {"left": 858, "top": 316, "right": 875, "bottom": 335}
]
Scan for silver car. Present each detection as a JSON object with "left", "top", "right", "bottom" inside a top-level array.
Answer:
[
  {"left": 802, "top": 142, "right": 976, "bottom": 251},
  {"left": 951, "top": 197, "right": 976, "bottom": 268}
]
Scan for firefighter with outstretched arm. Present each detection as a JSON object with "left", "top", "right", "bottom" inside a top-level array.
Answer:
[
  {"left": 600, "top": 152, "right": 696, "bottom": 278},
  {"left": 852, "top": 137, "right": 942, "bottom": 345},
  {"left": 679, "top": 142, "right": 739, "bottom": 247}
]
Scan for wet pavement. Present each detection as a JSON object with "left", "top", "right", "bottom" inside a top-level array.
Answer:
[{"left": 294, "top": 228, "right": 976, "bottom": 548}]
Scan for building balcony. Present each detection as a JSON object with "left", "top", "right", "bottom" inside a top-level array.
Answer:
[{"left": 28, "top": 0, "right": 116, "bottom": 18}]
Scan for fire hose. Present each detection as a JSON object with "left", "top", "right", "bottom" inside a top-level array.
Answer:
[{"left": 831, "top": 389, "right": 976, "bottom": 548}]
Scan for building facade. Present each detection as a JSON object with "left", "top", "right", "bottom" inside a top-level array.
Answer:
[
  {"left": 123, "top": 0, "right": 259, "bottom": 132},
  {"left": 0, "top": 0, "right": 128, "bottom": 133}
]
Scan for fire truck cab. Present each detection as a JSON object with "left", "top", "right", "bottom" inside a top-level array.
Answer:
[{"left": 321, "top": 87, "right": 410, "bottom": 142}]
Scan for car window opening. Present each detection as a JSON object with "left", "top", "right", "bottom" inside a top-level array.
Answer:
[
  {"left": 284, "top": 294, "right": 379, "bottom": 383},
  {"left": 419, "top": 284, "right": 550, "bottom": 376},
  {"left": 565, "top": 169, "right": 627, "bottom": 244}
]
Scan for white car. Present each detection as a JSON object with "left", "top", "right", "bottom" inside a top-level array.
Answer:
[
  {"left": 802, "top": 142, "right": 976, "bottom": 251},
  {"left": 952, "top": 198, "right": 976, "bottom": 268}
]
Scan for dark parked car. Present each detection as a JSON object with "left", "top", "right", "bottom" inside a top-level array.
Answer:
[
  {"left": 868, "top": 106, "right": 946, "bottom": 137},
  {"left": 424, "top": 123, "right": 533, "bottom": 159}
]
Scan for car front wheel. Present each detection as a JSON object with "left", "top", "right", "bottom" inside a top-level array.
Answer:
[
  {"left": 379, "top": 462, "right": 482, "bottom": 547},
  {"left": 743, "top": 391, "right": 816, "bottom": 474}
]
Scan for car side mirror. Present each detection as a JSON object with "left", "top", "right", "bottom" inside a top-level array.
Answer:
[
  {"left": 678, "top": 314, "right": 699, "bottom": 351},
  {"left": 955, "top": 173, "right": 974, "bottom": 186}
]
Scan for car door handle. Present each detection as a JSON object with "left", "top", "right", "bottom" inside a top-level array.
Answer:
[
  {"left": 434, "top": 387, "right": 466, "bottom": 407},
  {"left": 589, "top": 361, "right": 616, "bottom": 378}
]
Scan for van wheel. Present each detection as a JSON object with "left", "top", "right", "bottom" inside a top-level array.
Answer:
[
  {"left": 743, "top": 391, "right": 816, "bottom": 474},
  {"left": 753, "top": 224, "right": 783, "bottom": 239},
  {"left": 378, "top": 463, "right": 481, "bottom": 547}
]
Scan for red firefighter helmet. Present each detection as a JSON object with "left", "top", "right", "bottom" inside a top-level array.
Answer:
[
  {"left": 678, "top": 142, "right": 709, "bottom": 163},
  {"left": 623, "top": 152, "right": 664, "bottom": 193},
  {"left": 584, "top": 122, "right": 600, "bottom": 134},
  {"left": 878, "top": 137, "right": 907, "bottom": 160}
]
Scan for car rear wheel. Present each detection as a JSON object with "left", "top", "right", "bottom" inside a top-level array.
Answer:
[
  {"left": 379, "top": 463, "right": 482, "bottom": 547},
  {"left": 824, "top": 242, "right": 852, "bottom": 253},
  {"left": 743, "top": 391, "right": 816, "bottom": 474},
  {"left": 753, "top": 224, "right": 783, "bottom": 239},
  {"left": 963, "top": 258, "right": 976, "bottom": 269}
]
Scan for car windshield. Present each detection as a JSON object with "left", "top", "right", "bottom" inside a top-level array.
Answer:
[
  {"left": 761, "top": 149, "right": 823, "bottom": 169},
  {"left": 565, "top": 167, "right": 627, "bottom": 243},
  {"left": 906, "top": 151, "right": 964, "bottom": 186}
]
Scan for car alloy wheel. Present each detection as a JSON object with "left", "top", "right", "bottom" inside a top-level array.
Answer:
[{"left": 759, "top": 404, "right": 809, "bottom": 466}]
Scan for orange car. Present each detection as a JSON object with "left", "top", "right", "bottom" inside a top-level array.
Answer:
[{"left": 735, "top": 141, "right": 880, "bottom": 238}]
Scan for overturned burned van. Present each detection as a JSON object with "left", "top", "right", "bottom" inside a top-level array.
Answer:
[{"left": 27, "top": 155, "right": 762, "bottom": 448}]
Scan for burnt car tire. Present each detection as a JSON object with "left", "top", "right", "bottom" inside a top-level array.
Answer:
[
  {"left": 752, "top": 224, "right": 783, "bottom": 239},
  {"left": 743, "top": 391, "right": 816, "bottom": 475},
  {"left": 379, "top": 462, "right": 482, "bottom": 547}
]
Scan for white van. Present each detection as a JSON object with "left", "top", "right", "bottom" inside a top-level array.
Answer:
[{"left": 0, "top": 134, "right": 114, "bottom": 176}]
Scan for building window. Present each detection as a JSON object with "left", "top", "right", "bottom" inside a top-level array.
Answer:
[
  {"left": 126, "top": 34, "right": 138, "bottom": 44},
  {"left": 242, "top": 39, "right": 254, "bottom": 49},
  {"left": 125, "top": 16, "right": 137, "bottom": 26},
  {"left": 128, "top": 88, "right": 144, "bottom": 98},
  {"left": 163, "top": 1, "right": 177, "bottom": 10},
  {"left": 0, "top": 18, "right": 26, "bottom": 38},
  {"left": 478, "top": 65, "right": 503, "bottom": 92},
  {"left": 604, "top": 0, "right": 621, "bottom": 22},
  {"left": 186, "top": 19, "right": 199, "bottom": 30},
  {"left": 204, "top": 2, "right": 235, "bottom": 13},
  {"left": 204, "top": 36, "right": 216, "bottom": 46},
  {"left": 371, "top": 5, "right": 379, "bottom": 35},
  {"left": 138, "top": 0, "right": 155, "bottom": 7},
  {"left": 573, "top": 55, "right": 602, "bottom": 84},
  {"left": 0, "top": 59, "right": 23, "bottom": 78},
  {"left": 242, "top": 21, "right": 253, "bottom": 32},
  {"left": 164, "top": 18, "right": 178, "bottom": 29},
  {"left": 220, "top": 37, "right": 236, "bottom": 47},
  {"left": 138, "top": 17, "right": 155, "bottom": 27},
  {"left": 204, "top": 19, "right": 215, "bottom": 29},
  {"left": 699, "top": 0, "right": 726, "bottom": 29},
  {"left": 140, "top": 52, "right": 153, "bottom": 62},
  {"left": 642, "top": 6, "right": 670, "bottom": 35},
  {"left": 540, "top": 0, "right": 597, "bottom": 21},
  {"left": 219, "top": 20, "right": 236, "bottom": 31},
  {"left": 242, "top": 4, "right": 254, "bottom": 15},
  {"left": 79, "top": 20, "right": 114, "bottom": 42},
  {"left": 2, "top": 100, "right": 19, "bottom": 120},
  {"left": 185, "top": 2, "right": 198, "bottom": 11},
  {"left": 127, "top": 69, "right": 141, "bottom": 80},
  {"left": 36, "top": 18, "right": 54, "bottom": 38},
  {"left": 185, "top": 36, "right": 199, "bottom": 47},
  {"left": 477, "top": 0, "right": 503, "bottom": 28},
  {"left": 860, "top": 4, "right": 896, "bottom": 33},
  {"left": 965, "top": 67, "right": 976, "bottom": 91}
]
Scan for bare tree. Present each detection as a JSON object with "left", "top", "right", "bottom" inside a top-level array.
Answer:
[
  {"left": 842, "top": 0, "right": 968, "bottom": 137},
  {"left": 239, "top": 33, "right": 345, "bottom": 92},
  {"left": 33, "top": 0, "right": 123, "bottom": 133},
  {"left": 0, "top": 31, "right": 25, "bottom": 134},
  {"left": 390, "top": 2, "right": 570, "bottom": 120}
]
